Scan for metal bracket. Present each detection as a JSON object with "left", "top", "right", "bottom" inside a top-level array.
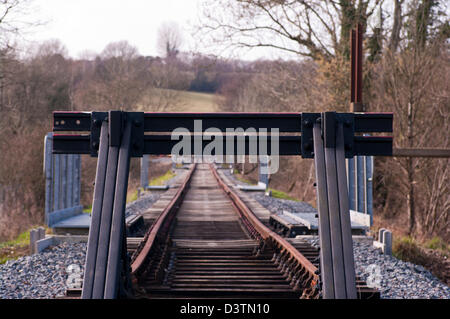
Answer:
[
  {"left": 90, "top": 112, "right": 108, "bottom": 156},
  {"left": 128, "top": 112, "right": 144, "bottom": 157},
  {"left": 301, "top": 113, "right": 320, "bottom": 158},
  {"left": 302, "top": 112, "right": 355, "bottom": 158},
  {"left": 322, "top": 112, "right": 336, "bottom": 148},
  {"left": 336, "top": 113, "right": 355, "bottom": 158},
  {"left": 109, "top": 111, "right": 123, "bottom": 147},
  {"left": 89, "top": 111, "right": 144, "bottom": 158}
]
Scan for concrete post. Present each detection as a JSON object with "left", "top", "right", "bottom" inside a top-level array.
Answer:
[
  {"left": 30, "top": 229, "right": 38, "bottom": 254},
  {"left": 378, "top": 228, "right": 386, "bottom": 243},
  {"left": 383, "top": 231, "right": 392, "bottom": 256},
  {"left": 140, "top": 155, "right": 149, "bottom": 188},
  {"left": 38, "top": 227, "right": 45, "bottom": 240}
]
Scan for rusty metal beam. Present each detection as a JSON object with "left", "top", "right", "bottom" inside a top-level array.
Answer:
[{"left": 350, "top": 24, "right": 364, "bottom": 112}]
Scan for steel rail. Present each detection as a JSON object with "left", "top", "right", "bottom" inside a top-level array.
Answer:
[
  {"left": 130, "top": 164, "right": 196, "bottom": 276},
  {"left": 209, "top": 165, "right": 320, "bottom": 298},
  {"left": 127, "top": 163, "right": 319, "bottom": 298}
]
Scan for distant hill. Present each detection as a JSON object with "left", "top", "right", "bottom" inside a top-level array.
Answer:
[{"left": 140, "top": 89, "right": 223, "bottom": 113}]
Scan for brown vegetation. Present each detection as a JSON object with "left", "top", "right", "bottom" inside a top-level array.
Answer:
[{"left": 0, "top": 36, "right": 208, "bottom": 240}]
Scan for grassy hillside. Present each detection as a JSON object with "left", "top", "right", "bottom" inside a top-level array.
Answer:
[
  {"left": 141, "top": 89, "right": 223, "bottom": 113},
  {"left": 172, "top": 90, "right": 222, "bottom": 113}
]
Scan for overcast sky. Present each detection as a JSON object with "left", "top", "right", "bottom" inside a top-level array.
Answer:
[
  {"left": 26, "top": 0, "right": 200, "bottom": 58},
  {"left": 23, "top": 0, "right": 282, "bottom": 60}
]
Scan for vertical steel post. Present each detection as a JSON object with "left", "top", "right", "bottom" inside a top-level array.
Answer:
[
  {"left": 323, "top": 115, "right": 346, "bottom": 298},
  {"left": 366, "top": 156, "right": 373, "bottom": 225},
  {"left": 92, "top": 136, "right": 120, "bottom": 298},
  {"left": 350, "top": 24, "right": 364, "bottom": 112},
  {"left": 355, "top": 24, "right": 363, "bottom": 104},
  {"left": 105, "top": 120, "right": 132, "bottom": 298},
  {"left": 356, "top": 156, "right": 364, "bottom": 213},
  {"left": 83, "top": 111, "right": 137, "bottom": 299},
  {"left": 82, "top": 122, "right": 109, "bottom": 299},
  {"left": 53, "top": 154, "right": 60, "bottom": 211},
  {"left": 73, "top": 155, "right": 81, "bottom": 206},
  {"left": 335, "top": 124, "right": 357, "bottom": 298},
  {"left": 67, "top": 154, "right": 73, "bottom": 207},
  {"left": 350, "top": 28, "right": 356, "bottom": 105},
  {"left": 313, "top": 121, "right": 335, "bottom": 299},
  {"left": 61, "top": 154, "right": 67, "bottom": 209},
  {"left": 313, "top": 113, "right": 357, "bottom": 299},
  {"left": 44, "top": 133, "right": 53, "bottom": 226}
]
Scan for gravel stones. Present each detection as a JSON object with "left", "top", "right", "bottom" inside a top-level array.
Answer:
[
  {"left": 351, "top": 240, "right": 450, "bottom": 299},
  {"left": 0, "top": 242, "right": 86, "bottom": 299},
  {"left": 225, "top": 169, "right": 450, "bottom": 299},
  {"left": 252, "top": 192, "right": 316, "bottom": 215}
]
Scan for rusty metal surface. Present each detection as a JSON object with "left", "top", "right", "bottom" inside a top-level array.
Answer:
[
  {"left": 130, "top": 164, "right": 196, "bottom": 275},
  {"left": 209, "top": 165, "right": 320, "bottom": 298},
  {"left": 129, "top": 164, "right": 321, "bottom": 299}
]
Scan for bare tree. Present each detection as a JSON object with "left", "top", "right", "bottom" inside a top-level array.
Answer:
[
  {"left": 372, "top": 0, "right": 449, "bottom": 237},
  {"left": 0, "top": 0, "right": 43, "bottom": 50},
  {"left": 197, "top": 0, "right": 386, "bottom": 61},
  {"left": 1, "top": 0, "right": 38, "bottom": 113},
  {"left": 101, "top": 40, "right": 139, "bottom": 60},
  {"left": 197, "top": 0, "right": 391, "bottom": 111},
  {"left": 157, "top": 21, "right": 183, "bottom": 59},
  {"left": 86, "top": 41, "right": 146, "bottom": 110},
  {"left": 388, "top": 0, "right": 405, "bottom": 52}
]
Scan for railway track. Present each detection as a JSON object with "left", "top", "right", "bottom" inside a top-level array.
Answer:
[
  {"left": 125, "top": 164, "right": 378, "bottom": 299},
  {"left": 54, "top": 110, "right": 392, "bottom": 299}
]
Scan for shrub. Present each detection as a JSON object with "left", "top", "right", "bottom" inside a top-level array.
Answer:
[
  {"left": 425, "top": 237, "right": 448, "bottom": 252},
  {"left": 393, "top": 236, "right": 427, "bottom": 265}
]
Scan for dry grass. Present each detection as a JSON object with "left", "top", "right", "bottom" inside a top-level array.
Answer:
[
  {"left": 170, "top": 90, "right": 222, "bottom": 112},
  {"left": 0, "top": 126, "right": 49, "bottom": 241},
  {"left": 140, "top": 88, "right": 222, "bottom": 113}
]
